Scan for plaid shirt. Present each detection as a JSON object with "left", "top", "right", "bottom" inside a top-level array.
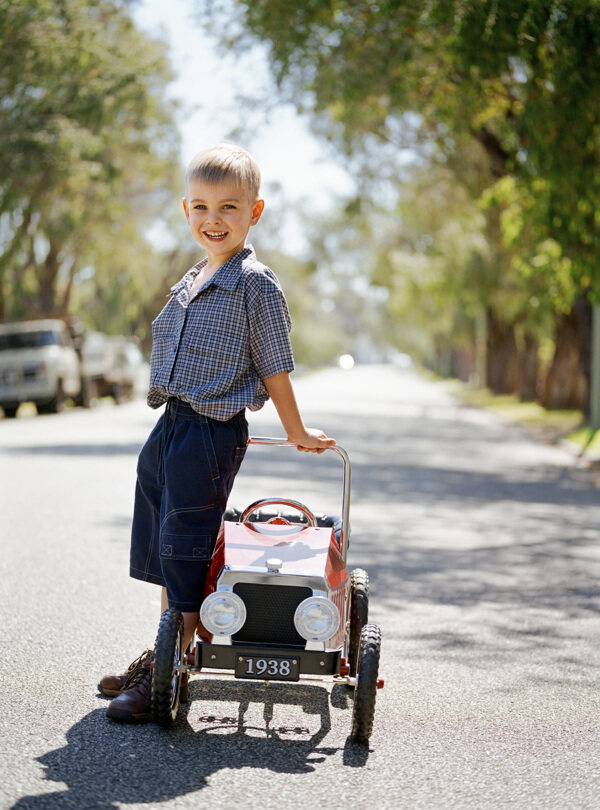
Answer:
[{"left": 147, "top": 245, "right": 295, "bottom": 420}]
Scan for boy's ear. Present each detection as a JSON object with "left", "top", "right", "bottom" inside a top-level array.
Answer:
[
  {"left": 251, "top": 198, "right": 265, "bottom": 225},
  {"left": 182, "top": 197, "right": 190, "bottom": 221}
]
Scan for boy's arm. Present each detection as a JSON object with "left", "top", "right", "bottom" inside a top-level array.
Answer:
[{"left": 263, "top": 371, "right": 336, "bottom": 454}]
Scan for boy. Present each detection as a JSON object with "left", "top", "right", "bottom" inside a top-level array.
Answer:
[{"left": 100, "top": 144, "right": 335, "bottom": 722}]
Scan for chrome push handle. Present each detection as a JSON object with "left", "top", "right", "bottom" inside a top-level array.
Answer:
[{"left": 247, "top": 437, "right": 351, "bottom": 562}]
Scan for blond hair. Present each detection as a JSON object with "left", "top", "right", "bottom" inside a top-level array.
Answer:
[{"left": 185, "top": 143, "right": 261, "bottom": 201}]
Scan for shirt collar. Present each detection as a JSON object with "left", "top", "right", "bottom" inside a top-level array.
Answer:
[{"left": 169, "top": 245, "right": 255, "bottom": 302}]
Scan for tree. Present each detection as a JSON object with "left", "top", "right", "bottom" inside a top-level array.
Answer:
[
  {"left": 0, "top": 0, "right": 181, "bottom": 327},
  {"left": 196, "top": 0, "right": 600, "bottom": 408}
]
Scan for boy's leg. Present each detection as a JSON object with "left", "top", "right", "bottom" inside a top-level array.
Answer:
[
  {"left": 158, "top": 404, "right": 248, "bottom": 620},
  {"left": 99, "top": 586, "right": 169, "bottom": 698},
  {"left": 107, "top": 404, "right": 247, "bottom": 722},
  {"left": 182, "top": 612, "right": 200, "bottom": 650},
  {"left": 161, "top": 587, "right": 195, "bottom": 647}
]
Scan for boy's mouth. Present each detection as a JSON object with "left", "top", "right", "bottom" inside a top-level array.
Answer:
[{"left": 204, "top": 231, "right": 228, "bottom": 241}]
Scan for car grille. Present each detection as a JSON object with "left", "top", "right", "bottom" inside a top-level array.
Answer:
[
  {"left": 23, "top": 364, "right": 41, "bottom": 381},
  {"left": 232, "top": 583, "right": 312, "bottom": 647}
]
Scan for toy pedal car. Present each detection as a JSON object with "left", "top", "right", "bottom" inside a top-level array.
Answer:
[{"left": 150, "top": 437, "right": 383, "bottom": 744}]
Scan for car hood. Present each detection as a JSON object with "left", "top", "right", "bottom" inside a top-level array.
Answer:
[
  {"left": 219, "top": 521, "right": 346, "bottom": 586},
  {"left": 0, "top": 347, "right": 60, "bottom": 365}
]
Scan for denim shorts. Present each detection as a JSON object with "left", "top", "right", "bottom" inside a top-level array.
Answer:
[{"left": 129, "top": 399, "right": 248, "bottom": 611}]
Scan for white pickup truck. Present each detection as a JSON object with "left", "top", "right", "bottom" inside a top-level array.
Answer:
[
  {"left": 0, "top": 319, "right": 82, "bottom": 417},
  {"left": 0, "top": 319, "right": 150, "bottom": 417}
]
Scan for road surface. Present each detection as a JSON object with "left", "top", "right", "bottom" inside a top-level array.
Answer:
[{"left": 1, "top": 365, "right": 599, "bottom": 809}]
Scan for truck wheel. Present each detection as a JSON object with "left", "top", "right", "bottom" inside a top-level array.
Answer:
[
  {"left": 112, "top": 383, "right": 125, "bottom": 405},
  {"left": 3, "top": 406, "right": 18, "bottom": 418},
  {"left": 151, "top": 608, "right": 184, "bottom": 727},
  {"left": 80, "top": 378, "right": 97, "bottom": 408},
  {"left": 351, "top": 623, "right": 381, "bottom": 744},
  {"left": 38, "top": 381, "right": 65, "bottom": 414},
  {"left": 348, "top": 568, "right": 369, "bottom": 677}
]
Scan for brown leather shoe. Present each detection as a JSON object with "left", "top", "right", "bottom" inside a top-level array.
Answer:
[
  {"left": 98, "top": 649, "right": 153, "bottom": 697},
  {"left": 106, "top": 655, "right": 153, "bottom": 723}
]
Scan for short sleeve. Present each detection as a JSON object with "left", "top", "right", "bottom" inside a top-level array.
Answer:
[{"left": 246, "top": 269, "right": 295, "bottom": 380}]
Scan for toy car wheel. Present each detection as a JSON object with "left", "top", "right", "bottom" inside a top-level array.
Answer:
[
  {"left": 348, "top": 568, "right": 369, "bottom": 677},
  {"left": 151, "top": 607, "right": 184, "bottom": 727},
  {"left": 351, "top": 623, "right": 382, "bottom": 744}
]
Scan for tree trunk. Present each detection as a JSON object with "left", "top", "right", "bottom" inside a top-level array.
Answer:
[
  {"left": 486, "top": 310, "right": 519, "bottom": 394},
  {"left": 540, "top": 297, "right": 592, "bottom": 413},
  {"left": 37, "top": 243, "right": 61, "bottom": 316},
  {"left": 518, "top": 332, "right": 539, "bottom": 401}
]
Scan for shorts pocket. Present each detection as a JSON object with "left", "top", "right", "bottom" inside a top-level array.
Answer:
[
  {"left": 160, "top": 507, "right": 217, "bottom": 561},
  {"left": 160, "top": 534, "right": 212, "bottom": 562}
]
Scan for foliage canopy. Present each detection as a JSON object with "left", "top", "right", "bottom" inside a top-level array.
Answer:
[
  {"left": 0, "top": 0, "right": 181, "bottom": 328},
  {"left": 198, "top": 0, "right": 600, "bottom": 311}
]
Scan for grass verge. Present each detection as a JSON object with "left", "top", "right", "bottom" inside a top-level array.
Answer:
[
  {"left": 564, "top": 426, "right": 600, "bottom": 459},
  {"left": 445, "top": 381, "right": 600, "bottom": 459}
]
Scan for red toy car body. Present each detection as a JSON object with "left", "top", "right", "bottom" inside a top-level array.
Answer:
[{"left": 150, "top": 438, "right": 383, "bottom": 744}]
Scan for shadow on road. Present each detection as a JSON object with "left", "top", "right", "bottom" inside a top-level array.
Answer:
[
  {"left": 13, "top": 681, "right": 368, "bottom": 810},
  {"left": 232, "top": 434, "right": 600, "bottom": 631},
  {"left": 5, "top": 442, "right": 144, "bottom": 456},
  {"left": 8, "top": 394, "right": 600, "bottom": 687}
]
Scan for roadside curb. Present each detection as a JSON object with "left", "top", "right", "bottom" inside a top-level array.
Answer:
[{"left": 558, "top": 438, "right": 600, "bottom": 469}]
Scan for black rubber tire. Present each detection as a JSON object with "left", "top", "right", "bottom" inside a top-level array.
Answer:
[
  {"left": 112, "top": 383, "right": 125, "bottom": 405},
  {"left": 38, "top": 381, "right": 65, "bottom": 414},
  {"left": 351, "top": 623, "right": 382, "bottom": 744},
  {"left": 151, "top": 608, "right": 184, "bottom": 727},
  {"left": 3, "top": 406, "right": 18, "bottom": 418},
  {"left": 348, "top": 568, "right": 369, "bottom": 677},
  {"left": 79, "top": 378, "right": 97, "bottom": 409}
]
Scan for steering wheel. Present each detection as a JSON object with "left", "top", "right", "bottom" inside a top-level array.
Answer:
[{"left": 239, "top": 498, "right": 317, "bottom": 527}]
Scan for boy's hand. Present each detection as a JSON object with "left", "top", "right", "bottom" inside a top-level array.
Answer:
[{"left": 289, "top": 428, "right": 336, "bottom": 454}]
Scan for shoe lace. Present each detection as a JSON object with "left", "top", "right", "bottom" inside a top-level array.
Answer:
[
  {"left": 126, "top": 649, "right": 153, "bottom": 674},
  {"left": 122, "top": 651, "right": 153, "bottom": 691}
]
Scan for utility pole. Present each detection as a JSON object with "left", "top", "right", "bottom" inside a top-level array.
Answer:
[
  {"left": 591, "top": 306, "right": 600, "bottom": 428},
  {"left": 475, "top": 305, "right": 487, "bottom": 388}
]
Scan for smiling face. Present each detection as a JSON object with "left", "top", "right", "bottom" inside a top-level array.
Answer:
[{"left": 182, "top": 178, "right": 264, "bottom": 269}]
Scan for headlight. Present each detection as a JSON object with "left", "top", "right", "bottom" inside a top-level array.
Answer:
[
  {"left": 200, "top": 590, "right": 247, "bottom": 636},
  {"left": 294, "top": 596, "right": 340, "bottom": 642}
]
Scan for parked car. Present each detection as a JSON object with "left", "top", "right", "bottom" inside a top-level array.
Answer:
[
  {"left": 79, "top": 333, "right": 148, "bottom": 404},
  {"left": 102, "top": 336, "right": 150, "bottom": 401},
  {"left": 0, "top": 319, "right": 150, "bottom": 417},
  {"left": 0, "top": 319, "right": 82, "bottom": 416}
]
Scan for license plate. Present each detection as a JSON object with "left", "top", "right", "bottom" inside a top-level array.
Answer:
[{"left": 234, "top": 654, "right": 299, "bottom": 681}]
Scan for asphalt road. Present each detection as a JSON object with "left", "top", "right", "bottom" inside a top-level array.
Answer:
[{"left": 1, "top": 365, "right": 599, "bottom": 810}]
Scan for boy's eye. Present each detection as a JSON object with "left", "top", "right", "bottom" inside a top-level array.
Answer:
[{"left": 223, "top": 204, "right": 236, "bottom": 210}]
